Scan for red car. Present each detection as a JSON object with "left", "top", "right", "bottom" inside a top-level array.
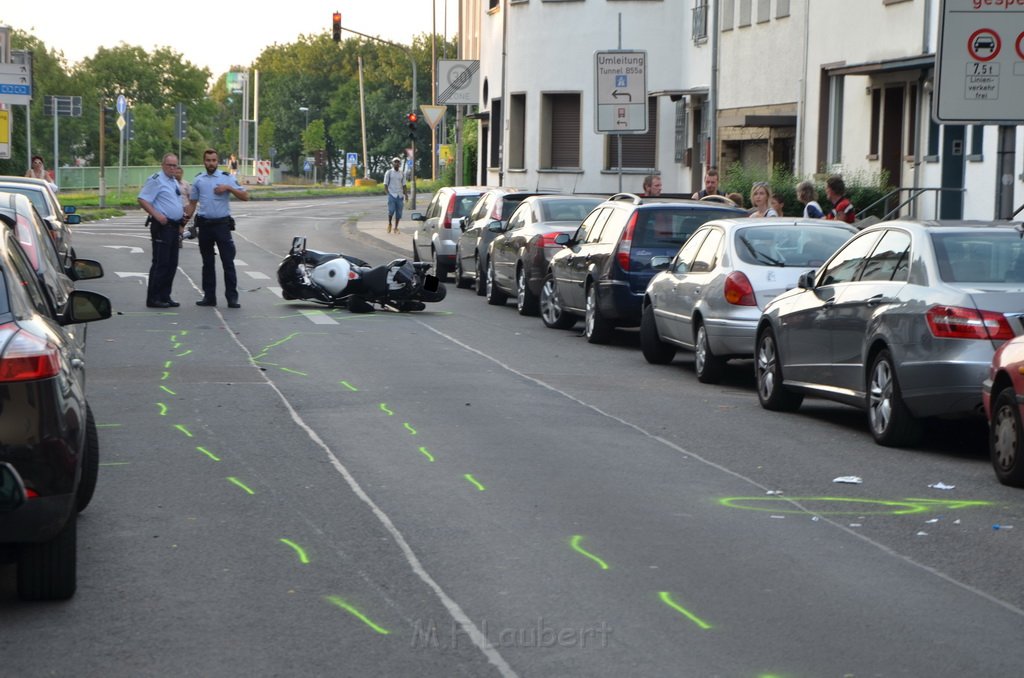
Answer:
[{"left": 983, "top": 336, "right": 1024, "bottom": 487}]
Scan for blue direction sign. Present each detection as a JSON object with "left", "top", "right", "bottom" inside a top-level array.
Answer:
[
  {"left": 0, "top": 63, "right": 32, "bottom": 105},
  {"left": 116, "top": 94, "right": 127, "bottom": 115},
  {"left": 346, "top": 152, "right": 359, "bottom": 165}
]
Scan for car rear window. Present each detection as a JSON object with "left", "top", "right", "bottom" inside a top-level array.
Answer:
[
  {"left": 932, "top": 231, "right": 1024, "bottom": 283},
  {"left": 538, "top": 198, "right": 603, "bottom": 222},
  {"left": 0, "top": 187, "right": 50, "bottom": 217},
  {"left": 735, "top": 224, "right": 854, "bottom": 267},
  {"left": 632, "top": 207, "right": 742, "bottom": 248},
  {"left": 454, "top": 194, "right": 482, "bottom": 218}
]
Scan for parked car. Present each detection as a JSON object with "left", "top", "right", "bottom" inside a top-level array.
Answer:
[
  {"left": 410, "top": 186, "right": 489, "bottom": 280},
  {"left": 485, "top": 195, "right": 605, "bottom": 314},
  {"left": 755, "top": 220, "right": 1024, "bottom": 447},
  {"left": 454, "top": 189, "right": 550, "bottom": 295},
  {"left": 539, "top": 194, "right": 747, "bottom": 342},
  {"left": 642, "top": 217, "right": 856, "bottom": 382},
  {"left": 0, "top": 176, "right": 79, "bottom": 269},
  {"left": 0, "top": 221, "right": 112, "bottom": 600},
  {"left": 983, "top": 336, "right": 1024, "bottom": 487}
]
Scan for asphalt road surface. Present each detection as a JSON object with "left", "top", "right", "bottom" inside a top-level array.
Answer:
[{"left": 2, "top": 195, "right": 1022, "bottom": 677}]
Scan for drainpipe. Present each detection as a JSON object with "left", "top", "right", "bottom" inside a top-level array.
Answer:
[
  {"left": 709, "top": 0, "right": 719, "bottom": 170},
  {"left": 795, "top": 0, "right": 810, "bottom": 177}
]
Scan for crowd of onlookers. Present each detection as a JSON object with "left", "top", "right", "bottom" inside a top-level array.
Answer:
[{"left": 640, "top": 168, "right": 857, "bottom": 224}]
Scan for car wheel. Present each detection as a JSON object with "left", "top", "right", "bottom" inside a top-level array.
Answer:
[
  {"left": 755, "top": 328, "right": 803, "bottom": 412},
  {"left": 694, "top": 321, "right": 725, "bottom": 384},
  {"left": 455, "top": 248, "right": 472, "bottom": 289},
  {"left": 991, "top": 387, "right": 1024, "bottom": 487},
  {"left": 640, "top": 304, "right": 676, "bottom": 364},
  {"left": 17, "top": 511, "right": 77, "bottom": 601},
  {"left": 867, "top": 349, "right": 923, "bottom": 447},
  {"left": 584, "top": 283, "right": 613, "bottom": 344},
  {"left": 516, "top": 265, "right": 539, "bottom": 316},
  {"left": 77, "top": 404, "right": 99, "bottom": 513},
  {"left": 474, "top": 259, "right": 487, "bottom": 296},
  {"left": 486, "top": 261, "right": 509, "bottom": 306},
  {"left": 431, "top": 248, "right": 450, "bottom": 282},
  {"left": 540, "top": 273, "right": 576, "bottom": 329}
]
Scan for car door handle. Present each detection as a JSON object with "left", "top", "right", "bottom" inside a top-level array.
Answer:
[
  {"left": 71, "top": 358, "right": 85, "bottom": 369},
  {"left": 866, "top": 294, "right": 892, "bottom": 307},
  {"left": 823, "top": 297, "right": 836, "bottom": 307}
]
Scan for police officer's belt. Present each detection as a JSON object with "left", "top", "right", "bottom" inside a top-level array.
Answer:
[{"left": 196, "top": 216, "right": 233, "bottom": 226}]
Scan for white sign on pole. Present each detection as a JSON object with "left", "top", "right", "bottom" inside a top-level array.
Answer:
[
  {"left": 0, "top": 62, "right": 32, "bottom": 105},
  {"left": 594, "top": 50, "right": 648, "bottom": 134},
  {"left": 437, "top": 60, "right": 480, "bottom": 105},
  {"left": 0, "top": 109, "right": 10, "bottom": 159},
  {"left": 934, "top": 0, "right": 1024, "bottom": 123},
  {"left": 420, "top": 104, "right": 446, "bottom": 130}
]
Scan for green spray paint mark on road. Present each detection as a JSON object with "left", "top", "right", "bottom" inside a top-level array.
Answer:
[
  {"left": 177, "top": 349, "right": 192, "bottom": 357},
  {"left": 325, "top": 596, "right": 390, "bottom": 635},
  {"left": 279, "top": 538, "right": 310, "bottom": 564},
  {"left": 718, "top": 496, "right": 992, "bottom": 516},
  {"left": 379, "top": 404, "right": 394, "bottom": 416},
  {"left": 164, "top": 361, "right": 173, "bottom": 369},
  {"left": 227, "top": 477, "right": 255, "bottom": 495},
  {"left": 96, "top": 423, "right": 122, "bottom": 429},
  {"left": 340, "top": 381, "right": 359, "bottom": 391},
  {"left": 99, "top": 462, "right": 131, "bottom": 467},
  {"left": 175, "top": 424, "right": 193, "bottom": 438},
  {"left": 262, "top": 333, "right": 301, "bottom": 352},
  {"left": 570, "top": 535, "right": 610, "bottom": 571},
  {"left": 160, "top": 385, "right": 177, "bottom": 396},
  {"left": 157, "top": 403, "right": 168, "bottom": 416},
  {"left": 172, "top": 342, "right": 181, "bottom": 350},
  {"left": 196, "top": 446, "right": 221, "bottom": 461},
  {"left": 161, "top": 371, "right": 170, "bottom": 381},
  {"left": 403, "top": 423, "right": 417, "bottom": 435},
  {"left": 659, "top": 592, "right": 712, "bottom": 630},
  {"left": 279, "top": 367, "right": 307, "bottom": 376},
  {"left": 418, "top": 447, "right": 435, "bottom": 462},
  {"left": 464, "top": 474, "right": 486, "bottom": 491}
]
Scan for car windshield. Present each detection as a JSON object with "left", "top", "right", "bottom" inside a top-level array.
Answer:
[
  {"left": 538, "top": 198, "right": 603, "bottom": 222},
  {"left": 735, "top": 225, "right": 853, "bottom": 267},
  {"left": 454, "top": 195, "right": 482, "bottom": 218},
  {"left": 932, "top": 231, "right": 1024, "bottom": 283},
  {"left": 0, "top": 187, "right": 50, "bottom": 217},
  {"left": 633, "top": 207, "right": 742, "bottom": 248}
]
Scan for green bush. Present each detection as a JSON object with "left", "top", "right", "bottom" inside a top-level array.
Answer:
[{"left": 721, "top": 165, "right": 892, "bottom": 220}]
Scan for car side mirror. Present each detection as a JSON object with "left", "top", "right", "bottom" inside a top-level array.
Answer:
[
  {"left": 62, "top": 290, "right": 113, "bottom": 325},
  {"left": 411, "top": 212, "right": 426, "bottom": 222},
  {"left": 487, "top": 220, "right": 504, "bottom": 233},
  {"left": 798, "top": 270, "right": 817, "bottom": 289},
  {"left": 0, "top": 462, "right": 27, "bottom": 513},
  {"left": 63, "top": 206, "right": 77, "bottom": 215},
  {"left": 66, "top": 214, "right": 81, "bottom": 225},
  {"left": 71, "top": 258, "right": 104, "bottom": 281},
  {"left": 554, "top": 233, "right": 572, "bottom": 246},
  {"left": 650, "top": 256, "right": 672, "bottom": 270},
  {"left": 452, "top": 217, "right": 466, "bottom": 232}
]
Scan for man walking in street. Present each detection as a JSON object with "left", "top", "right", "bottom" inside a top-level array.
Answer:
[
  {"left": 186, "top": 148, "right": 249, "bottom": 308},
  {"left": 384, "top": 156, "right": 408, "bottom": 234},
  {"left": 138, "top": 153, "right": 186, "bottom": 308}
]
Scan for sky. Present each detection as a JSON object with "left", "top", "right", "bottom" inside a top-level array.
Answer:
[{"left": 1, "top": 1, "right": 460, "bottom": 79}]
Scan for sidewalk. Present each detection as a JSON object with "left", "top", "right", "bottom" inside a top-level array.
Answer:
[{"left": 350, "top": 194, "right": 432, "bottom": 257}]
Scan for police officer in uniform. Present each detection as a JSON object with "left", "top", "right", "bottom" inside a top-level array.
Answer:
[
  {"left": 185, "top": 148, "right": 249, "bottom": 308},
  {"left": 138, "top": 153, "right": 187, "bottom": 308}
]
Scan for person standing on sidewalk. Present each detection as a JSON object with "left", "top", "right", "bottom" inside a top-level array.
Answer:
[
  {"left": 138, "top": 153, "right": 185, "bottom": 308},
  {"left": 384, "top": 157, "right": 408, "bottom": 233},
  {"left": 186, "top": 148, "right": 249, "bottom": 308}
]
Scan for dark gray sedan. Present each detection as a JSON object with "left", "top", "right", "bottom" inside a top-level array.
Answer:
[{"left": 755, "top": 220, "right": 1024, "bottom": 446}]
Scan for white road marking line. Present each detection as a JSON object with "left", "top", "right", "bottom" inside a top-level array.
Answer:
[
  {"left": 234, "top": 259, "right": 249, "bottom": 266},
  {"left": 299, "top": 309, "right": 339, "bottom": 325},
  {"left": 245, "top": 271, "right": 271, "bottom": 280},
  {"left": 268, "top": 286, "right": 284, "bottom": 298}
]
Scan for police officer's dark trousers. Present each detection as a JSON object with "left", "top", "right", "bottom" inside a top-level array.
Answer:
[
  {"left": 147, "top": 220, "right": 181, "bottom": 304},
  {"left": 197, "top": 216, "right": 238, "bottom": 304}
]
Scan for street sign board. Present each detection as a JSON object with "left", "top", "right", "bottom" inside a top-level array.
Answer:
[
  {"left": 346, "top": 152, "right": 359, "bottom": 166},
  {"left": 594, "top": 50, "right": 648, "bottom": 134},
  {"left": 437, "top": 60, "right": 480, "bottom": 105},
  {"left": 0, "top": 109, "right": 10, "bottom": 160},
  {"left": 0, "top": 62, "right": 31, "bottom": 105},
  {"left": 116, "top": 94, "right": 127, "bottom": 115},
  {"left": 43, "top": 95, "right": 82, "bottom": 117},
  {"left": 420, "top": 104, "right": 446, "bottom": 130},
  {"left": 935, "top": 0, "right": 1024, "bottom": 123}
]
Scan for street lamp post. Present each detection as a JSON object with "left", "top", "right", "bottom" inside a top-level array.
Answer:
[{"left": 299, "top": 106, "right": 310, "bottom": 182}]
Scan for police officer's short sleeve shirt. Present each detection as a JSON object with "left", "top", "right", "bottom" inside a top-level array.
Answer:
[
  {"left": 191, "top": 170, "right": 246, "bottom": 219},
  {"left": 138, "top": 171, "right": 184, "bottom": 221}
]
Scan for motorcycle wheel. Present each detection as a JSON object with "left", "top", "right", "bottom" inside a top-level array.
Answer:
[{"left": 420, "top": 282, "right": 447, "bottom": 303}]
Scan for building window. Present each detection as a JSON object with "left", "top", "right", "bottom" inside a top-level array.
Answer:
[
  {"left": 541, "top": 92, "right": 581, "bottom": 169},
  {"left": 827, "top": 76, "right": 845, "bottom": 166},
  {"left": 693, "top": 0, "right": 708, "bottom": 42},
  {"left": 606, "top": 97, "right": 658, "bottom": 170},
  {"left": 777, "top": 0, "right": 790, "bottom": 17},
  {"left": 869, "top": 89, "right": 882, "bottom": 159},
  {"left": 757, "top": 0, "right": 770, "bottom": 23},
  {"left": 721, "top": 0, "right": 735, "bottom": 30},
  {"left": 489, "top": 0, "right": 499, "bottom": 9},
  {"left": 490, "top": 97, "right": 503, "bottom": 169},
  {"left": 906, "top": 84, "right": 918, "bottom": 159},
  {"left": 926, "top": 94, "right": 940, "bottom": 161},
  {"left": 969, "top": 125, "right": 984, "bottom": 161},
  {"left": 674, "top": 99, "right": 688, "bottom": 164},
  {"left": 739, "top": 0, "right": 752, "bottom": 27},
  {"left": 509, "top": 93, "right": 526, "bottom": 170}
]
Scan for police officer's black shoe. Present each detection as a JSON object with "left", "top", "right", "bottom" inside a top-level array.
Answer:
[
  {"left": 165, "top": 299, "right": 181, "bottom": 307},
  {"left": 227, "top": 300, "right": 241, "bottom": 309},
  {"left": 196, "top": 299, "right": 216, "bottom": 307},
  {"left": 146, "top": 300, "right": 172, "bottom": 308}
]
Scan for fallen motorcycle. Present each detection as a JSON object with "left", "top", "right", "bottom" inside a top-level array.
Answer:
[{"left": 277, "top": 236, "right": 446, "bottom": 312}]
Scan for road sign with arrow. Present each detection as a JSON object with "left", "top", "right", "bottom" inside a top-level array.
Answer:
[{"left": 594, "top": 50, "right": 647, "bottom": 134}]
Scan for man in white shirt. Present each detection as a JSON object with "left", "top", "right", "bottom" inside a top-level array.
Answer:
[{"left": 384, "top": 157, "right": 408, "bottom": 234}]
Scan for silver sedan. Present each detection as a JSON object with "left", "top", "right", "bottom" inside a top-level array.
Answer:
[
  {"left": 642, "top": 218, "right": 855, "bottom": 383},
  {"left": 755, "top": 220, "right": 1024, "bottom": 447}
]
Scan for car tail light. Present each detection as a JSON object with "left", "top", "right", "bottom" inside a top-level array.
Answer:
[
  {"left": 491, "top": 201, "right": 503, "bottom": 221},
  {"left": 0, "top": 323, "right": 62, "bottom": 382},
  {"left": 539, "top": 232, "right": 563, "bottom": 249},
  {"left": 442, "top": 194, "right": 456, "bottom": 230},
  {"left": 16, "top": 216, "right": 40, "bottom": 269},
  {"left": 724, "top": 271, "right": 757, "bottom": 306},
  {"left": 616, "top": 212, "right": 640, "bottom": 271},
  {"left": 926, "top": 305, "right": 1014, "bottom": 341}
]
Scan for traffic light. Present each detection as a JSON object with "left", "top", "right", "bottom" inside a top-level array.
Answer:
[
  {"left": 406, "top": 112, "right": 418, "bottom": 138},
  {"left": 332, "top": 12, "right": 342, "bottom": 42},
  {"left": 126, "top": 110, "right": 135, "bottom": 141},
  {"left": 175, "top": 103, "right": 187, "bottom": 140}
]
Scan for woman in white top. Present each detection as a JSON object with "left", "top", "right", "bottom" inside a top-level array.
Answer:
[
  {"left": 796, "top": 180, "right": 826, "bottom": 219},
  {"left": 749, "top": 182, "right": 778, "bottom": 218}
]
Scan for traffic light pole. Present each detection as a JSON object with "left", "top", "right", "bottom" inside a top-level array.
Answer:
[{"left": 337, "top": 25, "right": 418, "bottom": 208}]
